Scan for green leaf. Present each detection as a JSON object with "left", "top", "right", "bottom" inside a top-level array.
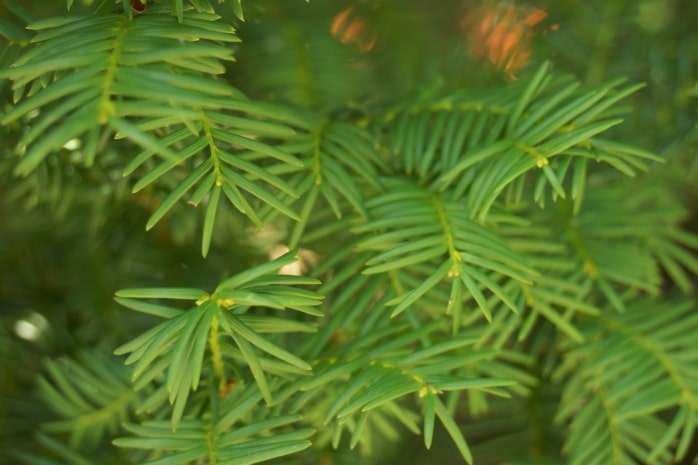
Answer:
[
  {"left": 400, "top": 337, "right": 477, "bottom": 365},
  {"left": 221, "top": 440, "right": 312, "bottom": 465},
  {"left": 2, "top": 69, "right": 101, "bottom": 124},
  {"left": 238, "top": 315, "right": 316, "bottom": 333},
  {"left": 231, "top": 0, "right": 245, "bottom": 21},
  {"left": 364, "top": 237, "right": 445, "bottom": 266},
  {"left": 115, "top": 288, "right": 208, "bottom": 300},
  {"left": 541, "top": 164, "right": 566, "bottom": 199},
  {"left": 363, "top": 246, "right": 445, "bottom": 275},
  {"left": 540, "top": 119, "right": 623, "bottom": 156},
  {"left": 434, "top": 396, "right": 473, "bottom": 465},
  {"left": 422, "top": 391, "right": 436, "bottom": 449},
  {"left": 217, "top": 414, "right": 304, "bottom": 445},
  {"left": 335, "top": 373, "right": 420, "bottom": 419},
  {"left": 460, "top": 270, "right": 492, "bottom": 322},
  {"left": 201, "top": 185, "right": 221, "bottom": 257},
  {"left": 166, "top": 305, "right": 212, "bottom": 399},
  {"left": 221, "top": 166, "right": 300, "bottom": 221},
  {"left": 215, "top": 387, "right": 264, "bottom": 431},
  {"left": 109, "top": 117, "right": 182, "bottom": 164},
  {"left": 174, "top": 0, "right": 184, "bottom": 23},
  {"left": 243, "top": 275, "right": 321, "bottom": 287},
  {"left": 227, "top": 315, "right": 311, "bottom": 371},
  {"left": 438, "top": 139, "right": 513, "bottom": 188},
  {"left": 511, "top": 80, "right": 579, "bottom": 139},
  {"left": 213, "top": 130, "right": 302, "bottom": 167},
  {"left": 217, "top": 150, "right": 299, "bottom": 198},
  {"left": 350, "top": 412, "right": 369, "bottom": 449},
  {"left": 300, "top": 358, "right": 367, "bottom": 392},
  {"left": 131, "top": 143, "right": 208, "bottom": 193},
  {"left": 429, "top": 377, "right": 516, "bottom": 391},
  {"left": 523, "top": 87, "right": 611, "bottom": 145},
  {"left": 14, "top": 102, "right": 98, "bottom": 176},
  {"left": 462, "top": 266, "right": 520, "bottom": 314},
  {"left": 360, "top": 380, "right": 421, "bottom": 412},
  {"left": 289, "top": 183, "right": 320, "bottom": 249},
  {"left": 24, "top": 432, "right": 95, "bottom": 465},
  {"left": 114, "top": 297, "right": 184, "bottom": 319},
  {"left": 616, "top": 378, "right": 680, "bottom": 420},
  {"left": 112, "top": 317, "right": 179, "bottom": 357},
  {"left": 506, "top": 61, "right": 550, "bottom": 135},
  {"left": 37, "top": 354, "right": 136, "bottom": 449},
  {"left": 206, "top": 112, "right": 295, "bottom": 138},
  {"left": 145, "top": 160, "right": 214, "bottom": 230},
  {"left": 529, "top": 300, "right": 585, "bottom": 343},
  {"left": 647, "top": 405, "right": 688, "bottom": 461},
  {"left": 389, "top": 261, "right": 451, "bottom": 317},
  {"left": 189, "top": 173, "right": 218, "bottom": 207},
  {"left": 216, "top": 289, "right": 286, "bottom": 309},
  {"left": 216, "top": 250, "right": 300, "bottom": 290},
  {"left": 676, "top": 410, "right": 696, "bottom": 460},
  {"left": 324, "top": 365, "right": 384, "bottom": 423},
  {"left": 233, "top": 333, "right": 273, "bottom": 404}
]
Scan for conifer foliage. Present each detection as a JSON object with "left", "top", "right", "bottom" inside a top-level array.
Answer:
[{"left": 1, "top": 1, "right": 697, "bottom": 464}]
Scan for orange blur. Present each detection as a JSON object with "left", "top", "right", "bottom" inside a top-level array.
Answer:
[
  {"left": 330, "top": 6, "right": 377, "bottom": 52},
  {"left": 461, "top": 3, "right": 557, "bottom": 76}
]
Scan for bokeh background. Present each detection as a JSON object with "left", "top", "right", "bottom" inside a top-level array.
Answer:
[{"left": 1, "top": 0, "right": 697, "bottom": 463}]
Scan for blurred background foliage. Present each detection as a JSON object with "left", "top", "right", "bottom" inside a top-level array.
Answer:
[{"left": 1, "top": 0, "right": 697, "bottom": 464}]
